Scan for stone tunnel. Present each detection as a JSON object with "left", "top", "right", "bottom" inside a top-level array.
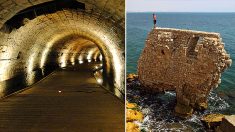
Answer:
[
  {"left": 0, "top": 0, "right": 125, "bottom": 130},
  {"left": 0, "top": 0, "right": 125, "bottom": 97},
  {"left": 138, "top": 28, "right": 232, "bottom": 117}
]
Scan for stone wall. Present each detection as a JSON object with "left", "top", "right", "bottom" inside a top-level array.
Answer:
[
  {"left": 0, "top": 0, "right": 125, "bottom": 94},
  {"left": 0, "top": 0, "right": 125, "bottom": 29},
  {"left": 138, "top": 28, "right": 232, "bottom": 117}
]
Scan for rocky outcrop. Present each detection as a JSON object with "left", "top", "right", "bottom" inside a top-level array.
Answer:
[
  {"left": 126, "top": 102, "right": 143, "bottom": 132},
  {"left": 138, "top": 28, "right": 232, "bottom": 117},
  {"left": 201, "top": 113, "right": 225, "bottom": 129},
  {"left": 126, "top": 102, "right": 138, "bottom": 109},
  {"left": 126, "top": 109, "right": 143, "bottom": 122},
  {"left": 201, "top": 114, "right": 235, "bottom": 132},
  {"left": 127, "top": 74, "right": 139, "bottom": 82},
  {"left": 217, "top": 115, "right": 235, "bottom": 132},
  {"left": 126, "top": 122, "right": 140, "bottom": 132}
]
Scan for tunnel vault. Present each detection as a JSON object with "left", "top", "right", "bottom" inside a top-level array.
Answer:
[{"left": 0, "top": 0, "right": 125, "bottom": 97}]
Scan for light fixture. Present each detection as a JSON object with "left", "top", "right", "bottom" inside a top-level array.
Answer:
[
  {"left": 79, "top": 60, "right": 83, "bottom": 64},
  {"left": 97, "top": 78, "right": 102, "bottom": 84}
]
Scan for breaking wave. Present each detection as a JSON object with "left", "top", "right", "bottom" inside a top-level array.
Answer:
[{"left": 127, "top": 81, "right": 230, "bottom": 132}]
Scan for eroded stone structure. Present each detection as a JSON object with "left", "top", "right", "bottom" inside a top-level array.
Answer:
[{"left": 138, "top": 28, "right": 232, "bottom": 117}]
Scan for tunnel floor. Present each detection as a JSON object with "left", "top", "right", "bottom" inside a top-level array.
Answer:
[{"left": 0, "top": 64, "right": 124, "bottom": 131}]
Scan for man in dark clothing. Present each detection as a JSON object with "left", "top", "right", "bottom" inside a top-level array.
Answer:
[{"left": 153, "top": 13, "right": 157, "bottom": 28}]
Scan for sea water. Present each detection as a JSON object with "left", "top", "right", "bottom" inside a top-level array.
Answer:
[{"left": 127, "top": 12, "right": 235, "bottom": 131}]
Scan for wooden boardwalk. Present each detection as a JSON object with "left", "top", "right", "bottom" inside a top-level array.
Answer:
[{"left": 0, "top": 66, "right": 124, "bottom": 131}]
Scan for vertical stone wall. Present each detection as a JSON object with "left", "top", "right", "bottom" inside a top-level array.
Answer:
[{"left": 138, "top": 28, "right": 232, "bottom": 117}]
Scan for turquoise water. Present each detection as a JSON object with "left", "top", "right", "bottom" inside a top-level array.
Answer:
[{"left": 127, "top": 12, "right": 235, "bottom": 131}]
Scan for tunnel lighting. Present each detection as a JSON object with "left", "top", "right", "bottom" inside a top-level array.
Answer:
[
  {"left": 87, "top": 56, "right": 91, "bottom": 60},
  {"left": 61, "top": 62, "right": 66, "bottom": 68},
  {"left": 99, "top": 55, "right": 102, "bottom": 61},
  {"left": 0, "top": 8, "right": 126, "bottom": 96},
  {"left": 78, "top": 55, "right": 83, "bottom": 62},
  {"left": 87, "top": 50, "right": 96, "bottom": 60},
  {"left": 60, "top": 53, "right": 67, "bottom": 68},
  {"left": 26, "top": 73, "right": 35, "bottom": 85},
  {"left": 40, "top": 48, "right": 49, "bottom": 68},
  {"left": 79, "top": 60, "right": 83, "bottom": 64},
  {"left": 87, "top": 53, "right": 91, "bottom": 60},
  {"left": 0, "top": 61, "right": 9, "bottom": 81},
  {"left": 58, "top": 90, "right": 62, "bottom": 93},
  {"left": 109, "top": 44, "right": 123, "bottom": 89},
  {"left": 114, "top": 88, "right": 122, "bottom": 99},
  {"left": 97, "top": 78, "right": 102, "bottom": 84},
  {"left": 93, "top": 50, "right": 100, "bottom": 61},
  {"left": 40, "top": 38, "right": 57, "bottom": 69},
  {"left": 27, "top": 54, "right": 35, "bottom": 73},
  {"left": 95, "top": 31, "right": 124, "bottom": 89},
  {"left": 70, "top": 57, "right": 75, "bottom": 65}
]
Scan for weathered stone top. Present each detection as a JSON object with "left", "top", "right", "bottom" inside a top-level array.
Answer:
[
  {"left": 155, "top": 27, "right": 220, "bottom": 38},
  {"left": 138, "top": 27, "right": 232, "bottom": 117}
]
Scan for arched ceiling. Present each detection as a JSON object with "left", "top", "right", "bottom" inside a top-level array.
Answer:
[
  {"left": 0, "top": 0, "right": 125, "bottom": 93},
  {"left": 0, "top": 0, "right": 124, "bottom": 29}
]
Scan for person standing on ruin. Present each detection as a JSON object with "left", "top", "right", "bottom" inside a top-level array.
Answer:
[{"left": 153, "top": 13, "right": 157, "bottom": 28}]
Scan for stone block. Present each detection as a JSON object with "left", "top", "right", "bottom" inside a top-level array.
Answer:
[{"left": 138, "top": 28, "right": 232, "bottom": 117}]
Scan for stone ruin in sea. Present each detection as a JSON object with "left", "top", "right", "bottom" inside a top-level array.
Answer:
[{"left": 137, "top": 28, "right": 232, "bottom": 117}]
